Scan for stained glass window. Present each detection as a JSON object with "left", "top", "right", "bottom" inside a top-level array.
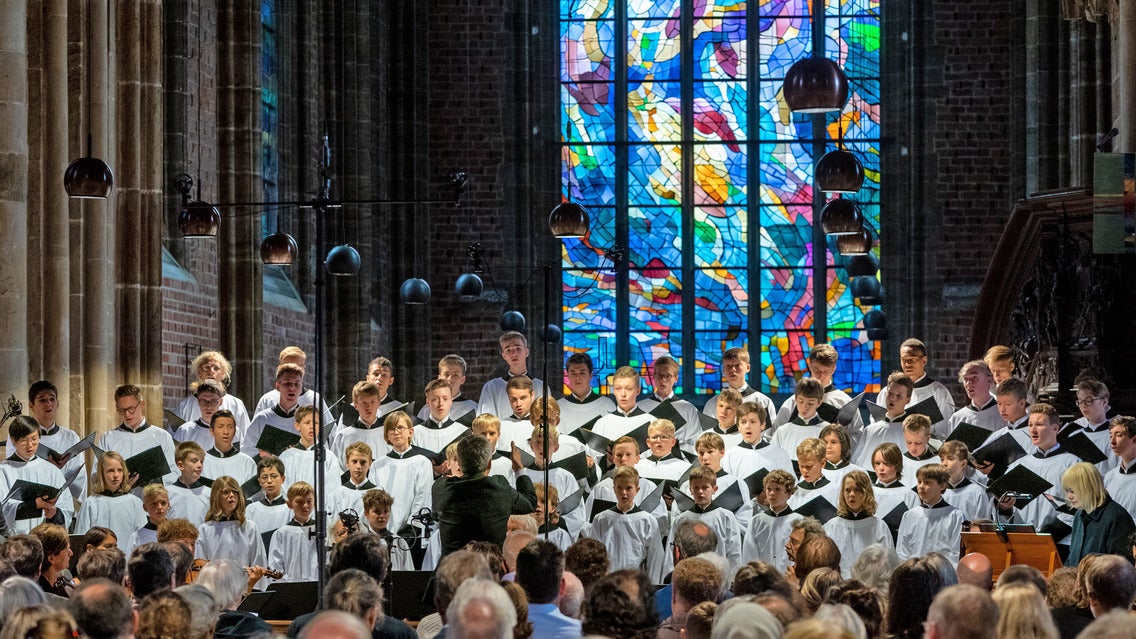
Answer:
[
  {"left": 260, "top": 0, "right": 279, "bottom": 234},
  {"left": 561, "top": 0, "right": 881, "bottom": 397}
]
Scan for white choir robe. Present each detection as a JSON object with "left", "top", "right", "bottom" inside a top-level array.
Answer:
[
  {"left": 279, "top": 445, "right": 344, "bottom": 494},
  {"left": 901, "top": 451, "right": 940, "bottom": 484},
  {"left": 877, "top": 377, "right": 957, "bottom": 438},
  {"left": 639, "top": 395, "right": 703, "bottom": 455},
  {"left": 95, "top": 421, "right": 179, "bottom": 486},
  {"left": 581, "top": 506, "right": 666, "bottom": 585},
  {"left": 822, "top": 461, "right": 866, "bottom": 487},
  {"left": 253, "top": 389, "right": 333, "bottom": 436},
  {"left": 669, "top": 505, "right": 743, "bottom": 575},
  {"left": 196, "top": 519, "right": 267, "bottom": 569},
  {"left": 0, "top": 455, "right": 75, "bottom": 534},
  {"left": 498, "top": 415, "right": 535, "bottom": 453},
  {"left": 699, "top": 426, "right": 743, "bottom": 451},
  {"left": 872, "top": 481, "right": 921, "bottom": 540},
  {"left": 584, "top": 476, "right": 666, "bottom": 524},
  {"left": 343, "top": 396, "right": 410, "bottom": 443},
  {"left": 945, "top": 478, "right": 994, "bottom": 521},
  {"left": 773, "top": 386, "right": 863, "bottom": 445},
  {"left": 852, "top": 417, "right": 907, "bottom": 469},
  {"left": 168, "top": 480, "right": 210, "bottom": 525},
  {"left": 669, "top": 470, "right": 754, "bottom": 531},
  {"left": 518, "top": 466, "right": 584, "bottom": 538},
  {"left": 635, "top": 451, "right": 694, "bottom": 484},
  {"left": 514, "top": 435, "right": 590, "bottom": 467},
  {"left": 770, "top": 417, "right": 827, "bottom": 466},
  {"left": 535, "top": 522, "right": 575, "bottom": 552},
  {"left": 416, "top": 395, "right": 478, "bottom": 423},
  {"left": 742, "top": 507, "right": 803, "bottom": 572},
  {"left": 370, "top": 447, "right": 433, "bottom": 534},
  {"left": 411, "top": 420, "right": 469, "bottom": 460},
  {"left": 823, "top": 514, "right": 895, "bottom": 577},
  {"left": 373, "top": 529, "right": 415, "bottom": 571},
  {"left": 558, "top": 393, "right": 616, "bottom": 435},
  {"left": 74, "top": 492, "right": 146, "bottom": 545},
  {"left": 591, "top": 409, "right": 654, "bottom": 450},
  {"left": 939, "top": 396, "right": 1003, "bottom": 440},
  {"left": 124, "top": 521, "right": 159, "bottom": 558},
  {"left": 246, "top": 496, "right": 292, "bottom": 544},
  {"left": 268, "top": 520, "right": 320, "bottom": 583},
  {"left": 175, "top": 420, "right": 228, "bottom": 449},
  {"left": 723, "top": 442, "right": 795, "bottom": 487},
  {"left": 245, "top": 407, "right": 301, "bottom": 457},
  {"left": 201, "top": 448, "right": 258, "bottom": 485},
  {"left": 995, "top": 449, "right": 1078, "bottom": 543},
  {"left": 703, "top": 386, "right": 777, "bottom": 427},
  {"left": 1068, "top": 419, "right": 1118, "bottom": 473},
  {"left": 896, "top": 501, "right": 965, "bottom": 563},
  {"left": 6, "top": 424, "right": 88, "bottom": 502},
  {"left": 331, "top": 421, "right": 389, "bottom": 468},
  {"left": 177, "top": 393, "right": 252, "bottom": 438},
  {"left": 787, "top": 477, "right": 840, "bottom": 524},
  {"left": 329, "top": 479, "right": 378, "bottom": 520},
  {"left": 477, "top": 375, "right": 545, "bottom": 420},
  {"left": 1103, "top": 460, "right": 1136, "bottom": 514},
  {"left": 488, "top": 453, "right": 516, "bottom": 485}
]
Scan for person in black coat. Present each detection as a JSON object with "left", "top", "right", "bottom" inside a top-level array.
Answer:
[
  {"left": 1062, "top": 462, "right": 1136, "bottom": 567},
  {"left": 434, "top": 435, "right": 537, "bottom": 555}
]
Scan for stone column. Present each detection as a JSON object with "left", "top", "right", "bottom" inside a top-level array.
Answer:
[
  {"left": 0, "top": 0, "right": 29, "bottom": 420},
  {"left": 43, "top": 0, "right": 71, "bottom": 414},
  {"left": 1119, "top": 0, "right": 1136, "bottom": 151}
]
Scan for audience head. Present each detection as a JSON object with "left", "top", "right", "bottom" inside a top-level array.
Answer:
[
  {"left": 0, "top": 576, "right": 48, "bottom": 621},
  {"left": 193, "top": 559, "right": 247, "bottom": 611},
  {"left": 849, "top": 544, "right": 899, "bottom": 594},
  {"left": 515, "top": 539, "right": 564, "bottom": 605},
  {"left": 464, "top": 541, "right": 506, "bottom": 582},
  {"left": 501, "top": 531, "right": 536, "bottom": 575},
  {"left": 1076, "top": 610, "right": 1136, "bottom": 639},
  {"left": 673, "top": 519, "right": 719, "bottom": 562},
  {"left": 160, "top": 541, "right": 193, "bottom": 586},
  {"left": 922, "top": 552, "right": 958, "bottom": 587},
  {"left": 447, "top": 579, "right": 517, "bottom": 639},
  {"left": 996, "top": 563, "right": 1046, "bottom": 596},
  {"left": 78, "top": 548, "right": 127, "bottom": 586},
  {"left": 684, "top": 601, "right": 717, "bottom": 639},
  {"left": 329, "top": 532, "right": 389, "bottom": 582},
  {"left": 1084, "top": 554, "right": 1136, "bottom": 616},
  {"left": 0, "top": 534, "right": 44, "bottom": 579},
  {"left": 564, "top": 538, "right": 609, "bottom": 591},
  {"left": 814, "top": 603, "right": 867, "bottom": 639},
  {"left": 29, "top": 522, "right": 70, "bottom": 574},
  {"left": 68, "top": 579, "right": 137, "bottom": 639},
  {"left": 435, "top": 550, "right": 493, "bottom": 619},
  {"left": 709, "top": 599, "right": 782, "bottom": 639},
  {"left": 751, "top": 592, "right": 803, "bottom": 629},
  {"left": 581, "top": 570, "right": 658, "bottom": 639},
  {"left": 794, "top": 536, "right": 841, "bottom": 582},
  {"left": 781, "top": 619, "right": 853, "bottom": 639},
  {"left": 925, "top": 584, "right": 997, "bottom": 639},
  {"left": 828, "top": 580, "right": 885, "bottom": 639},
  {"left": 172, "top": 584, "right": 219, "bottom": 639},
  {"left": 992, "top": 583, "right": 1058, "bottom": 639},
  {"left": 136, "top": 590, "right": 193, "bottom": 639},
  {"left": 559, "top": 572, "right": 584, "bottom": 619},
  {"left": 1, "top": 605, "right": 81, "bottom": 639},
  {"left": 1046, "top": 566, "right": 1080, "bottom": 608},
  {"left": 127, "top": 543, "right": 175, "bottom": 599},
  {"left": 885, "top": 556, "right": 952, "bottom": 639},
  {"left": 956, "top": 552, "right": 993, "bottom": 591},
  {"left": 298, "top": 610, "right": 372, "bottom": 639},
  {"left": 732, "top": 561, "right": 796, "bottom": 600},
  {"left": 499, "top": 580, "right": 532, "bottom": 639},
  {"left": 799, "top": 567, "right": 843, "bottom": 614},
  {"left": 672, "top": 558, "right": 723, "bottom": 613},
  {"left": 323, "top": 569, "right": 384, "bottom": 630},
  {"left": 786, "top": 517, "right": 826, "bottom": 563}
]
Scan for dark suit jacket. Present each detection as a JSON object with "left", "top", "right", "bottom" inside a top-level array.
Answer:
[{"left": 435, "top": 473, "right": 537, "bottom": 554}]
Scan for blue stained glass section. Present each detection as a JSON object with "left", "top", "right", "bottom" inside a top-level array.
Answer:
[
  {"left": 628, "top": 81, "right": 683, "bottom": 143},
  {"left": 760, "top": 268, "right": 814, "bottom": 331},
  {"left": 828, "top": 330, "right": 881, "bottom": 393},
  {"left": 563, "top": 145, "right": 617, "bottom": 205},
  {"left": 562, "top": 83, "right": 615, "bottom": 144},
  {"left": 630, "top": 268, "right": 682, "bottom": 332},
  {"left": 562, "top": 0, "right": 614, "bottom": 19},
  {"left": 694, "top": 206, "right": 748, "bottom": 268},
  {"left": 628, "top": 0, "right": 680, "bottom": 19},
  {"left": 694, "top": 268, "right": 748, "bottom": 332},
  {"left": 760, "top": 331, "right": 814, "bottom": 393},
  {"left": 825, "top": 0, "right": 881, "bottom": 16},
  {"left": 561, "top": 21, "right": 615, "bottom": 82},
  {"left": 628, "top": 20, "right": 682, "bottom": 82},
  {"left": 563, "top": 269, "right": 617, "bottom": 332},
  {"left": 562, "top": 206, "right": 616, "bottom": 268},
  {"left": 757, "top": 142, "right": 814, "bottom": 203},
  {"left": 760, "top": 205, "right": 814, "bottom": 268},
  {"left": 694, "top": 143, "right": 747, "bottom": 205},
  {"left": 695, "top": 0, "right": 747, "bottom": 18},
  {"left": 757, "top": 17, "right": 812, "bottom": 79},
  {"left": 694, "top": 19, "right": 747, "bottom": 80},
  {"left": 628, "top": 145, "right": 682, "bottom": 206},
  {"left": 628, "top": 206, "right": 682, "bottom": 265}
]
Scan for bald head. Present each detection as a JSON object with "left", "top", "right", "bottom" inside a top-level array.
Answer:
[
  {"left": 298, "top": 610, "right": 371, "bottom": 639},
  {"left": 957, "top": 553, "right": 993, "bottom": 591},
  {"left": 502, "top": 531, "right": 536, "bottom": 573}
]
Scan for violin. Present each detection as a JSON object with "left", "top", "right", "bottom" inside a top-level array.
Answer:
[{"left": 185, "top": 558, "right": 283, "bottom": 588}]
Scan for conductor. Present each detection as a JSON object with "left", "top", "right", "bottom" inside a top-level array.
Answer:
[{"left": 434, "top": 434, "right": 537, "bottom": 555}]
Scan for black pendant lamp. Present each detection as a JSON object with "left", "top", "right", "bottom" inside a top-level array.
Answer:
[
  {"left": 64, "top": 135, "right": 115, "bottom": 199},
  {"left": 835, "top": 225, "right": 873, "bottom": 255},
  {"left": 261, "top": 232, "right": 298, "bottom": 265},
  {"left": 400, "top": 278, "right": 432, "bottom": 304},
  {"left": 783, "top": 56, "right": 850, "bottom": 114},
  {"left": 325, "top": 244, "right": 361, "bottom": 276},
  {"left": 820, "top": 199, "right": 863, "bottom": 236},
  {"left": 178, "top": 200, "right": 221, "bottom": 237},
  {"left": 816, "top": 148, "right": 864, "bottom": 194},
  {"left": 549, "top": 201, "right": 591, "bottom": 238}
]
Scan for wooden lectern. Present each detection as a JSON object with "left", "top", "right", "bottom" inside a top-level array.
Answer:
[{"left": 961, "top": 531, "right": 1063, "bottom": 579}]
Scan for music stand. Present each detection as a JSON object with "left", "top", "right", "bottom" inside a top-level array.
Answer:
[{"left": 961, "top": 531, "right": 1064, "bottom": 579}]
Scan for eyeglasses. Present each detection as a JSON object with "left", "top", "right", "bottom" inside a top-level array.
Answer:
[
  {"left": 115, "top": 402, "right": 142, "bottom": 416},
  {"left": 646, "top": 434, "right": 673, "bottom": 441},
  {"left": 1075, "top": 397, "right": 1101, "bottom": 407},
  {"left": 390, "top": 425, "right": 411, "bottom": 432}
]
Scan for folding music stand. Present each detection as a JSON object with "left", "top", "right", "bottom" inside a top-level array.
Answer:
[{"left": 961, "top": 531, "right": 1063, "bottom": 579}]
